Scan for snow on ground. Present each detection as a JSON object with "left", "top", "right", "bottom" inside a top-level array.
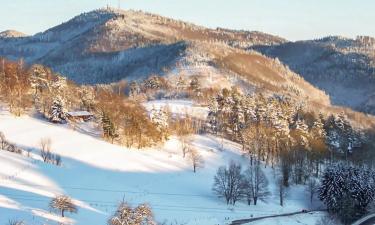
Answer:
[
  {"left": 0, "top": 101, "right": 325, "bottom": 225},
  {"left": 143, "top": 99, "right": 208, "bottom": 120}
]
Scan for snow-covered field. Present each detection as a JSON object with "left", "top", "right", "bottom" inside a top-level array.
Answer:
[{"left": 0, "top": 101, "right": 325, "bottom": 225}]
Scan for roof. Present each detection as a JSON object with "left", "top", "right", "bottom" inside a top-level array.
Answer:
[{"left": 67, "top": 111, "right": 93, "bottom": 117}]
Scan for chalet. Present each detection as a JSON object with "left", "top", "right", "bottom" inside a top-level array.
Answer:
[{"left": 66, "top": 111, "right": 94, "bottom": 121}]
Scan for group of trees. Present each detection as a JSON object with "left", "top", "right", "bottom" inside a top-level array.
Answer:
[
  {"left": 128, "top": 74, "right": 208, "bottom": 103},
  {"left": 96, "top": 88, "right": 165, "bottom": 148},
  {"left": 319, "top": 163, "right": 375, "bottom": 224},
  {"left": 0, "top": 58, "right": 32, "bottom": 116},
  {"left": 0, "top": 58, "right": 168, "bottom": 149},
  {"left": 207, "top": 88, "right": 365, "bottom": 187},
  {"left": 0, "top": 58, "right": 73, "bottom": 122},
  {"left": 0, "top": 131, "right": 22, "bottom": 154},
  {"left": 1, "top": 131, "right": 62, "bottom": 166},
  {"left": 213, "top": 161, "right": 269, "bottom": 205}
]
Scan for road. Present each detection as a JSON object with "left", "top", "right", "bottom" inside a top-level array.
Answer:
[
  {"left": 230, "top": 209, "right": 327, "bottom": 225},
  {"left": 352, "top": 214, "right": 375, "bottom": 225}
]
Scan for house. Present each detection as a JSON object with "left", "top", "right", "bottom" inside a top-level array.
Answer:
[{"left": 66, "top": 111, "right": 94, "bottom": 121}]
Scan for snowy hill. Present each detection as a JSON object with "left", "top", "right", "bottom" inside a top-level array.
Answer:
[
  {"left": 1, "top": 9, "right": 374, "bottom": 115},
  {"left": 0, "top": 8, "right": 331, "bottom": 107},
  {"left": 0, "top": 102, "right": 326, "bottom": 225},
  {"left": 0, "top": 8, "right": 284, "bottom": 68},
  {"left": 0, "top": 10, "right": 290, "bottom": 84}
]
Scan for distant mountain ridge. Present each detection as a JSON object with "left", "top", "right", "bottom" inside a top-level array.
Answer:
[
  {"left": 0, "top": 8, "right": 374, "bottom": 114},
  {"left": 253, "top": 35, "right": 375, "bottom": 114},
  {"left": 0, "top": 30, "right": 28, "bottom": 38}
]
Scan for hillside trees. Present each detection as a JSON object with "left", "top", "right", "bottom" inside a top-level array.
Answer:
[
  {"left": 207, "top": 88, "right": 364, "bottom": 186},
  {"left": 95, "top": 87, "right": 163, "bottom": 148},
  {"left": 213, "top": 161, "right": 269, "bottom": 205},
  {"left": 0, "top": 58, "right": 165, "bottom": 149},
  {"left": 0, "top": 58, "right": 32, "bottom": 116}
]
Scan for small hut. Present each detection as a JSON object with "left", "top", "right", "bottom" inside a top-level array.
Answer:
[{"left": 66, "top": 111, "right": 94, "bottom": 122}]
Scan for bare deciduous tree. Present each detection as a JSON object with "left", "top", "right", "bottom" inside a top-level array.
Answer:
[
  {"left": 242, "top": 163, "right": 269, "bottom": 205},
  {"left": 306, "top": 177, "right": 319, "bottom": 205},
  {"left": 40, "top": 137, "right": 52, "bottom": 162},
  {"left": 180, "top": 135, "right": 190, "bottom": 158},
  {"left": 39, "top": 137, "right": 62, "bottom": 166},
  {"left": 50, "top": 195, "right": 77, "bottom": 218},
  {"left": 213, "top": 161, "right": 244, "bottom": 205},
  {"left": 278, "top": 177, "right": 286, "bottom": 207},
  {"left": 0, "top": 131, "right": 7, "bottom": 149},
  {"left": 188, "top": 147, "right": 204, "bottom": 173}
]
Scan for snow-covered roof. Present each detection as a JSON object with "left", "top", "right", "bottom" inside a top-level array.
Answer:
[{"left": 67, "top": 111, "right": 93, "bottom": 117}]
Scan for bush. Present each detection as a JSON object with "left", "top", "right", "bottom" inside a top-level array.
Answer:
[{"left": 108, "top": 202, "right": 155, "bottom": 225}]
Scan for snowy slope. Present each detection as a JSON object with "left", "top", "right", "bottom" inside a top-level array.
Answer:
[{"left": 0, "top": 102, "right": 325, "bottom": 225}]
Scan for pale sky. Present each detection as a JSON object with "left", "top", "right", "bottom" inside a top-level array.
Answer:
[{"left": 0, "top": 0, "right": 374, "bottom": 41}]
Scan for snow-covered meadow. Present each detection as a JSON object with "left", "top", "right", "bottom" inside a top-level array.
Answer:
[{"left": 0, "top": 101, "right": 325, "bottom": 225}]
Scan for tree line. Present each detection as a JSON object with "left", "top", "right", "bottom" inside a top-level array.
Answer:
[
  {"left": 207, "top": 88, "right": 368, "bottom": 186},
  {"left": 0, "top": 58, "right": 165, "bottom": 148}
]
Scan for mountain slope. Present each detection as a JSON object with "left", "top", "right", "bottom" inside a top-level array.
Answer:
[
  {"left": 0, "top": 8, "right": 330, "bottom": 106},
  {"left": 0, "top": 8, "right": 285, "bottom": 64},
  {"left": 253, "top": 36, "right": 375, "bottom": 114}
]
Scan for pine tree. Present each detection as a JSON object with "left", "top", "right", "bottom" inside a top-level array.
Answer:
[
  {"left": 325, "top": 114, "right": 340, "bottom": 161},
  {"left": 149, "top": 107, "right": 169, "bottom": 140},
  {"left": 176, "top": 76, "right": 186, "bottom": 91},
  {"left": 230, "top": 91, "right": 245, "bottom": 139},
  {"left": 129, "top": 81, "right": 140, "bottom": 99},
  {"left": 207, "top": 97, "right": 219, "bottom": 134},
  {"left": 242, "top": 94, "right": 256, "bottom": 124},
  {"left": 101, "top": 112, "right": 118, "bottom": 143},
  {"left": 49, "top": 97, "right": 66, "bottom": 123}
]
